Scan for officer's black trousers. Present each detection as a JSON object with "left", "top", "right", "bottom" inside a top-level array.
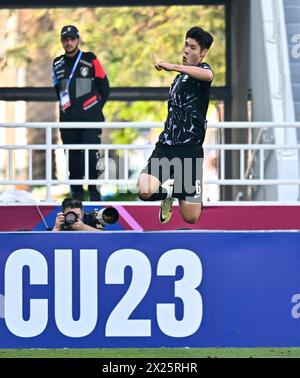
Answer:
[{"left": 60, "top": 128, "right": 101, "bottom": 196}]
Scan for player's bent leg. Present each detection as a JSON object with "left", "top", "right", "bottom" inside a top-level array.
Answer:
[
  {"left": 137, "top": 173, "right": 161, "bottom": 201},
  {"left": 179, "top": 200, "right": 202, "bottom": 224}
]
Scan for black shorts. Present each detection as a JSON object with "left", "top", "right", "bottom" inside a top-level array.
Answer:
[{"left": 141, "top": 142, "right": 203, "bottom": 203}]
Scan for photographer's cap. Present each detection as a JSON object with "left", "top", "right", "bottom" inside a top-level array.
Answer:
[{"left": 61, "top": 25, "right": 80, "bottom": 39}]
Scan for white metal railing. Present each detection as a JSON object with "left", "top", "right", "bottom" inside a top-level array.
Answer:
[{"left": 0, "top": 122, "right": 300, "bottom": 201}]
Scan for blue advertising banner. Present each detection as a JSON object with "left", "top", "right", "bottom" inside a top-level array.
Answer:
[{"left": 0, "top": 231, "right": 300, "bottom": 348}]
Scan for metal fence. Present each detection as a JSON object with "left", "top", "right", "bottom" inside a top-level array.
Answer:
[{"left": 0, "top": 122, "right": 299, "bottom": 201}]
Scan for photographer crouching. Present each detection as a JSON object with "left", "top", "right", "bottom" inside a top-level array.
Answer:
[{"left": 52, "top": 198, "right": 119, "bottom": 232}]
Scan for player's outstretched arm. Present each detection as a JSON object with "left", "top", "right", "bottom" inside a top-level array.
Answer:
[{"left": 155, "top": 61, "right": 213, "bottom": 82}]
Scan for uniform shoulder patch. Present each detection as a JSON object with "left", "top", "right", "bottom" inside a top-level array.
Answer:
[{"left": 84, "top": 52, "right": 97, "bottom": 60}]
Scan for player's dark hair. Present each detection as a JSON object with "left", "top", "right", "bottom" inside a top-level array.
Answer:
[
  {"left": 62, "top": 197, "right": 83, "bottom": 211},
  {"left": 186, "top": 27, "right": 214, "bottom": 50}
]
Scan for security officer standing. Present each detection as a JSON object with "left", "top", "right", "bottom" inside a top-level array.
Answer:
[{"left": 52, "top": 25, "right": 110, "bottom": 201}]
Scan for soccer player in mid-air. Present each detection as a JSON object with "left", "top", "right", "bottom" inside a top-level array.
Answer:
[{"left": 137, "top": 26, "right": 214, "bottom": 224}]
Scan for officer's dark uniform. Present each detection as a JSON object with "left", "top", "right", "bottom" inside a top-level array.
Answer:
[{"left": 52, "top": 25, "right": 110, "bottom": 201}]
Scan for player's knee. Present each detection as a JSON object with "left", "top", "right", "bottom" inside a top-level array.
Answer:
[
  {"left": 137, "top": 180, "right": 153, "bottom": 201},
  {"left": 137, "top": 191, "right": 152, "bottom": 201},
  {"left": 184, "top": 215, "right": 200, "bottom": 224},
  {"left": 182, "top": 212, "right": 201, "bottom": 224}
]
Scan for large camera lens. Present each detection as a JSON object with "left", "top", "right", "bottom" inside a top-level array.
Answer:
[
  {"left": 92, "top": 207, "right": 119, "bottom": 225},
  {"left": 101, "top": 207, "right": 119, "bottom": 224},
  {"left": 64, "top": 211, "right": 78, "bottom": 225}
]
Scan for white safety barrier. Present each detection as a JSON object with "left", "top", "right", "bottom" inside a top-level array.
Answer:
[{"left": 0, "top": 122, "right": 299, "bottom": 201}]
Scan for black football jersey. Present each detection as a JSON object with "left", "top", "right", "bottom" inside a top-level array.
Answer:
[{"left": 159, "top": 62, "right": 213, "bottom": 146}]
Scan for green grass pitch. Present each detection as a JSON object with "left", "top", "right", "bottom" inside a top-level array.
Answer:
[{"left": 0, "top": 348, "right": 300, "bottom": 358}]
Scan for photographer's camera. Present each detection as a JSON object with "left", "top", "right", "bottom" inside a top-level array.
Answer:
[
  {"left": 61, "top": 211, "right": 79, "bottom": 230},
  {"left": 54, "top": 198, "right": 119, "bottom": 232},
  {"left": 87, "top": 207, "right": 119, "bottom": 230}
]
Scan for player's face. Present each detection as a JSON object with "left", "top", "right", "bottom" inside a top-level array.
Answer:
[
  {"left": 61, "top": 37, "right": 79, "bottom": 56},
  {"left": 182, "top": 38, "right": 205, "bottom": 66}
]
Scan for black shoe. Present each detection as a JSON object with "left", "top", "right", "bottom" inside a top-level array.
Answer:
[{"left": 89, "top": 192, "right": 101, "bottom": 201}]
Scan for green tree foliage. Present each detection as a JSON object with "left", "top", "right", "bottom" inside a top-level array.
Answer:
[{"left": 1, "top": 5, "right": 225, "bottom": 143}]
